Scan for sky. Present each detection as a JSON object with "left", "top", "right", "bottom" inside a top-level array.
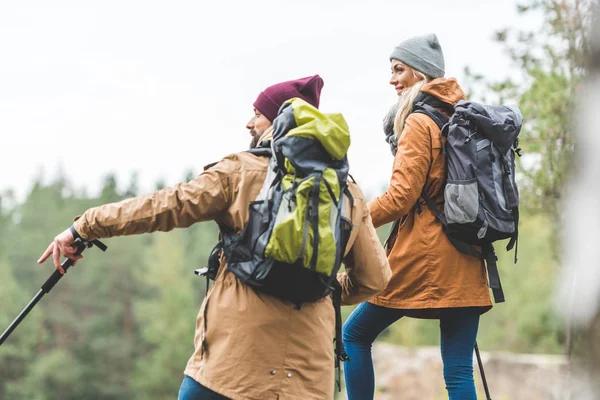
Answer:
[{"left": 0, "top": 0, "right": 532, "bottom": 204}]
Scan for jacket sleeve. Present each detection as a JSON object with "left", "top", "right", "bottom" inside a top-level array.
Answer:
[
  {"left": 337, "top": 196, "right": 391, "bottom": 306},
  {"left": 369, "top": 114, "right": 432, "bottom": 228},
  {"left": 73, "top": 156, "right": 238, "bottom": 241}
]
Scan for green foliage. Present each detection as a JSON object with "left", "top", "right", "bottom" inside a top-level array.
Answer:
[
  {"left": 516, "top": 67, "right": 577, "bottom": 220},
  {"left": 0, "top": 176, "right": 215, "bottom": 400},
  {"left": 465, "top": 0, "right": 595, "bottom": 221},
  {"left": 132, "top": 231, "right": 200, "bottom": 400}
]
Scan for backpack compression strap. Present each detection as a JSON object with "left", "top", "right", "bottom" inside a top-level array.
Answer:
[{"left": 309, "top": 166, "right": 325, "bottom": 271}]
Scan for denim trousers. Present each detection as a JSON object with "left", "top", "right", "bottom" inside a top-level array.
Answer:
[
  {"left": 177, "top": 375, "right": 230, "bottom": 400},
  {"left": 342, "top": 302, "right": 480, "bottom": 399}
]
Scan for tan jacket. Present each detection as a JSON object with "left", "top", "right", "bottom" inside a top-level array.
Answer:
[
  {"left": 369, "top": 78, "right": 492, "bottom": 315},
  {"left": 73, "top": 146, "right": 391, "bottom": 399}
]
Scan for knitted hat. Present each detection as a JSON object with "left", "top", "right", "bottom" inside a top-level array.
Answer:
[
  {"left": 389, "top": 34, "right": 445, "bottom": 78},
  {"left": 253, "top": 75, "right": 324, "bottom": 122}
]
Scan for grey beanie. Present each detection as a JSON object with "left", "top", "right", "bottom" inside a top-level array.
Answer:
[{"left": 389, "top": 33, "right": 445, "bottom": 78}]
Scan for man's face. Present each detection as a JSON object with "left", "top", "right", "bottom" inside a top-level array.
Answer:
[{"left": 246, "top": 108, "right": 272, "bottom": 148}]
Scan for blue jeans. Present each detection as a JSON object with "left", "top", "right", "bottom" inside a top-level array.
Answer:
[
  {"left": 178, "top": 375, "right": 230, "bottom": 400},
  {"left": 342, "top": 302, "right": 480, "bottom": 400}
]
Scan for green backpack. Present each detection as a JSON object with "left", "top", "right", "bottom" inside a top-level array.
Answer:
[
  {"left": 200, "top": 98, "right": 354, "bottom": 386},
  {"left": 220, "top": 97, "right": 353, "bottom": 302}
]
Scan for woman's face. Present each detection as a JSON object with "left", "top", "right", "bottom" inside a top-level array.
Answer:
[{"left": 389, "top": 59, "right": 422, "bottom": 96}]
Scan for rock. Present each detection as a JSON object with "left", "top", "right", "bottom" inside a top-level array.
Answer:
[{"left": 337, "top": 343, "right": 596, "bottom": 399}]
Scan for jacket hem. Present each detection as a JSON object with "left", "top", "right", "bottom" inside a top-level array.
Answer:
[
  {"left": 184, "top": 367, "right": 327, "bottom": 400},
  {"left": 184, "top": 368, "right": 253, "bottom": 400},
  {"left": 369, "top": 296, "right": 493, "bottom": 312}
]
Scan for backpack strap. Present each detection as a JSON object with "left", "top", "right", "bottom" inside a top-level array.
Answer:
[
  {"left": 332, "top": 280, "right": 350, "bottom": 392},
  {"left": 500, "top": 154, "right": 520, "bottom": 264},
  {"left": 329, "top": 186, "right": 354, "bottom": 392},
  {"left": 246, "top": 140, "right": 273, "bottom": 158},
  {"left": 412, "top": 93, "right": 451, "bottom": 229},
  {"left": 384, "top": 219, "right": 400, "bottom": 251},
  {"left": 338, "top": 185, "right": 355, "bottom": 268},
  {"left": 342, "top": 185, "right": 355, "bottom": 246},
  {"left": 384, "top": 94, "right": 452, "bottom": 251},
  {"left": 412, "top": 92, "right": 453, "bottom": 130},
  {"left": 343, "top": 185, "right": 354, "bottom": 220},
  {"left": 195, "top": 240, "right": 224, "bottom": 293},
  {"left": 506, "top": 207, "right": 519, "bottom": 263},
  {"left": 413, "top": 104, "right": 449, "bottom": 130},
  {"left": 415, "top": 92, "right": 455, "bottom": 113},
  {"left": 482, "top": 243, "right": 505, "bottom": 303}
]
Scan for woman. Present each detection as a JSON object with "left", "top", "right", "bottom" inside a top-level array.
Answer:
[{"left": 342, "top": 34, "right": 492, "bottom": 399}]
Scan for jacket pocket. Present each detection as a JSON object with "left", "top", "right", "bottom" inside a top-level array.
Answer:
[{"left": 444, "top": 178, "right": 479, "bottom": 224}]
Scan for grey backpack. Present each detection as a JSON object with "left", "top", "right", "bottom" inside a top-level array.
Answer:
[{"left": 412, "top": 93, "right": 523, "bottom": 303}]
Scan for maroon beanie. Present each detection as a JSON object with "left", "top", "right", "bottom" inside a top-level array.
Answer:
[{"left": 253, "top": 75, "right": 324, "bottom": 122}]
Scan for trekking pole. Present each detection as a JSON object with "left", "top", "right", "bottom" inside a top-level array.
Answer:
[
  {"left": 474, "top": 341, "right": 492, "bottom": 400},
  {"left": 0, "top": 237, "right": 107, "bottom": 347}
]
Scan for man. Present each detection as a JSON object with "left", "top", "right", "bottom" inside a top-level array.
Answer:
[{"left": 38, "top": 75, "right": 391, "bottom": 400}]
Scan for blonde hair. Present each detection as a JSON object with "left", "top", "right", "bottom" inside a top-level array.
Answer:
[{"left": 393, "top": 70, "right": 431, "bottom": 139}]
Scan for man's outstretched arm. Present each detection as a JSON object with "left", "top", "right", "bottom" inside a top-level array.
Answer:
[{"left": 38, "top": 156, "right": 238, "bottom": 272}]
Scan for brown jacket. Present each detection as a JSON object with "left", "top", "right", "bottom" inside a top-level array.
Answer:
[
  {"left": 73, "top": 141, "right": 391, "bottom": 399},
  {"left": 368, "top": 78, "right": 492, "bottom": 314}
]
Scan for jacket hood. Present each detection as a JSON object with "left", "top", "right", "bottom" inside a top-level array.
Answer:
[{"left": 421, "top": 77, "right": 466, "bottom": 106}]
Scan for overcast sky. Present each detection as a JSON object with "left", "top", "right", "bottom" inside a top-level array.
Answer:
[{"left": 0, "top": 0, "right": 533, "bottom": 204}]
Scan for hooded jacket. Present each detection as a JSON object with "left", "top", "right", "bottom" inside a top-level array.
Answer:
[
  {"left": 368, "top": 78, "right": 492, "bottom": 315},
  {"left": 73, "top": 123, "right": 391, "bottom": 399}
]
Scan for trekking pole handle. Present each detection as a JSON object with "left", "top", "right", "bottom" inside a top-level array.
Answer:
[{"left": 40, "top": 238, "right": 106, "bottom": 293}]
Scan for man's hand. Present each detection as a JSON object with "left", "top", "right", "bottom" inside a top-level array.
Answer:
[{"left": 38, "top": 228, "right": 83, "bottom": 274}]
